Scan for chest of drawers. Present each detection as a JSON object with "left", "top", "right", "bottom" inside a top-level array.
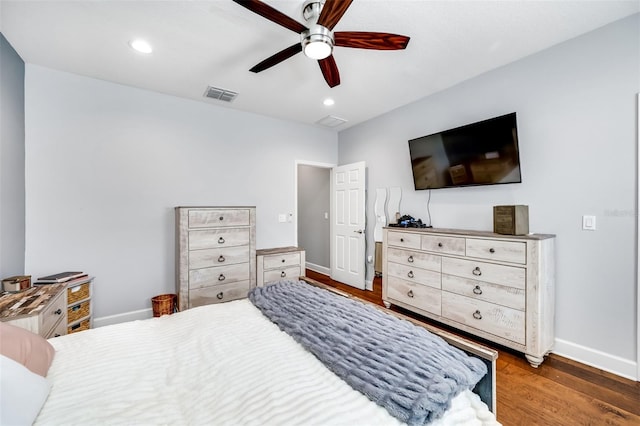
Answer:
[
  {"left": 256, "top": 247, "right": 306, "bottom": 287},
  {"left": 176, "top": 206, "right": 256, "bottom": 310},
  {"left": 382, "top": 227, "right": 555, "bottom": 367},
  {"left": 0, "top": 284, "right": 68, "bottom": 338}
]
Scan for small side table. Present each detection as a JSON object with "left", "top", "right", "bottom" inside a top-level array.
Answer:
[
  {"left": 0, "top": 284, "right": 68, "bottom": 338},
  {"left": 256, "top": 247, "right": 306, "bottom": 287}
]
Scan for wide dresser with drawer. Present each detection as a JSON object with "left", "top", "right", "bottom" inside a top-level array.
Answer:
[
  {"left": 382, "top": 227, "right": 555, "bottom": 367},
  {"left": 175, "top": 206, "right": 256, "bottom": 311}
]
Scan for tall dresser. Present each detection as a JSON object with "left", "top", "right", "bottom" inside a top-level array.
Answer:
[
  {"left": 175, "top": 206, "right": 256, "bottom": 311},
  {"left": 382, "top": 227, "right": 555, "bottom": 367}
]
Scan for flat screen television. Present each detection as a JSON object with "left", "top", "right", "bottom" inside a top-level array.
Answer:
[{"left": 408, "top": 112, "right": 522, "bottom": 190}]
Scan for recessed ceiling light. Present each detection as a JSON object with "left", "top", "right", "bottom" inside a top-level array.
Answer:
[
  {"left": 323, "top": 98, "right": 335, "bottom": 106},
  {"left": 129, "top": 39, "right": 153, "bottom": 54}
]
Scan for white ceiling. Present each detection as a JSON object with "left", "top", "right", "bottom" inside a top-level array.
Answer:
[{"left": 1, "top": 1, "right": 638, "bottom": 130}]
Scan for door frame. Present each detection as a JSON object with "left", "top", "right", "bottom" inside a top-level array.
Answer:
[{"left": 294, "top": 160, "right": 336, "bottom": 274}]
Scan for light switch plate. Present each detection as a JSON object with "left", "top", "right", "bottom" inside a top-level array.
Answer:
[
  {"left": 278, "top": 214, "right": 287, "bottom": 223},
  {"left": 582, "top": 215, "right": 596, "bottom": 230}
]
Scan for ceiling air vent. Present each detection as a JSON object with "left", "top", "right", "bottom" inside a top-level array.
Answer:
[
  {"left": 203, "top": 86, "right": 238, "bottom": 103},
  {"left": 316, "top": 115, "right": 348, "bottom": 128}
]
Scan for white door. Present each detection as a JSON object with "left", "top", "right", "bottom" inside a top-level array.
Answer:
[{"left": 330, "top": 161, "right": 366, "bottom": 289}]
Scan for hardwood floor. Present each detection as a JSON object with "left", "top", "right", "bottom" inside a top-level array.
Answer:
[{"left": 304, "top": 270, "right": 640, "bottom": 426}]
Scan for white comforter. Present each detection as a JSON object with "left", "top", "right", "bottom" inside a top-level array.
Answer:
[{"left": 37, "top": 300, "right": 498, "bottom": 425}]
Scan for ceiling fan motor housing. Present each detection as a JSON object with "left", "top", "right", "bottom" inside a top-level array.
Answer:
[{"left": 301, "top": 0, "right": 334, "bottom": 59}]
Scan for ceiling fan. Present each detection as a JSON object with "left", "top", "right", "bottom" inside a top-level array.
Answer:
[{"left": 232, "top": 0, "right": 410, "bottom": 88}]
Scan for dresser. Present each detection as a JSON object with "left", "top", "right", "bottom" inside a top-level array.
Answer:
[
  {"left": 0, "top": 284, "right": 68, "bottom": 338},
  {"left": 256, "top": 246, "right": 306, "bottom": 287},
  {"left": 175, "top": 206, "right": 256, "bottom": 311},
  {"left": 382, "top": 227, "right": 555, "bottom": 367}
]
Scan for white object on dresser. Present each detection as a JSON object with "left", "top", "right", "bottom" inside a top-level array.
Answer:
[
  {"left": 256, "top": 247, "right": 306, "bottom": 287},
  {"left": 0, "top": 284, "right": 68, "bottom": 338},
  {"left": 175, "top": 206, "right": 256, "bottom": 310},
  {"left": 382, "top": 227, "right": 555, "bottom": 368}
]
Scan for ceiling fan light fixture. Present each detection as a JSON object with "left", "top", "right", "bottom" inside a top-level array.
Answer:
[{"left": 302, "top": 25, "right": 333, "bottom": 60}]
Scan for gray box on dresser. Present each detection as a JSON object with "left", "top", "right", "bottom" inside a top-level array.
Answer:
[
  {"left": 382, "top": 227, "right": 555, "bottom": 368},
  {"left": 175, "top": 206, "right": 256, "bottom": 311}
]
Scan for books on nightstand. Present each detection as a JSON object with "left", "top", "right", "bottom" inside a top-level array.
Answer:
[{"left": 34, "top": 271, "right": 88, "bottom": 285}]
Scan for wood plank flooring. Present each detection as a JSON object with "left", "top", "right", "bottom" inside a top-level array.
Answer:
[{"left": 304, "top": 270, "right": 640, "bottom": 426}]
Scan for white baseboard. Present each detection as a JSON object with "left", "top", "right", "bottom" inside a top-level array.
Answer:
[
  {"left": 305, "top": 262, "right": 374, "bottom": 291},
  {"left": 553, "top": 338, "right": 638, "bottom": 381},
  {"left": 94, "top": 308, "right": 153, "bottom": 328},
  {"left": 305, "top": 262, "right": 330, "bottom": 276}
]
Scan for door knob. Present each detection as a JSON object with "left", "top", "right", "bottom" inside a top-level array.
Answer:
[{"left": 353, "top": 229, "right": 363, "bottom": 234}]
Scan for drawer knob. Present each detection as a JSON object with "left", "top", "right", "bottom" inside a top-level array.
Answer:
[
  {"left": 407, "top": 290, "right": 414, "bottom": 298},
  {"left": 218, "top": 255, "right": 225, "bottom": 263},
  {"left": 407, "top": 255, "right": 414, "bottom": 263},
  {"left": 54, "top": 333, "right": 61, "bottom": 337},
  {"left": 400, "top": 238, "right": 404, "bottom": 242},
  {"left": 218, "top": 274, "right": 226, "bottom": 281},
  {"left": 218, "top": 237, "right": 225, "bottom": 244},
  {"left": 281, "top": 259, "right": 286, "bottom": 263},
  {"left": 280, "top": 271, "right": 287, "bottom": 278},
  {"left": 473, "top": 310, "right": 483, "bottom": 320},
  {"left": 489, "top": 248, "right": 495, "bottom": 253},
  {"left": 407, "top": 271, "right": 414, "bottom": 278},
  {"left": 473, "top": 285, "right": 483, "bottom": 295},
  {"left": 472, "top": 267, "right": 482, "bottom": 276},
  {"left": 54, "top": 308, "right": 62, "bottom": 315},
  {"left": 216, "top": 292, "right": 224, "bottom": 300},
  {"left": 438, "top": 242, "right": 443, "bottom": 248},
  {"left": 219, "top": 216, "right": 224, "bottom": 221}
]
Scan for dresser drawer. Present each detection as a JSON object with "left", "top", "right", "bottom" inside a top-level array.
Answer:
[
  {"left": 189, "top": 246, "right": 250, "bottom": 270},
  {"left": 189, "top": 281, "right": 251, "bottom": 307},
  {"left": 264, "top": 266, "right": 302, "bottom": 283},
  {"left": 387, "top": 247, "right": 441, "bottom": 272},
  {"left": 387, "top": 276, "right": 441, "bottom": 316},
  {"left": 442, "top": 292, "right": 525, "bottom": 345},
  {"left": 466, "top": 238, "right": 526, "bottom": 264},
  {"left": 442, "top": 257, "right": 525, "bottom": 289},
  {"left": 188, "top": 228, "right": 250, "bottom": 250},
  {"left": 442, "top": 274, "right": 525, "bottom": 311},
  {"left": 188, "top": 209, "right": 251, "bottom": 228},
  {"left": 189, "top": 263, "right": 250, "bottom": 289},
  {"left": 263, "top": 252, "right": 301, "bottom": 269},
  {"left": 46, "top": 317, "right": 67, "bottom": 339},
  {"left": 41, "top": 292, "right": 67, "bottom": 337},
  {"left": 387, "top": 231, "right": 421, "bottom": 250},
  {"left": 421, "top": 235, "right": 465, "bottom": 256},
  {"left": 387, "top": 262, "right": 441, "bottom": 289}
]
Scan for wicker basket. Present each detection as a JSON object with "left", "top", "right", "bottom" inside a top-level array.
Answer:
[
  {"left": 68, "top": 318, "right": 90, "bottom": 334},
  {"left": 151, "top": 294, "right": 176, "bottom": 317},
  {"left": 67, "top": 300, "right": 90, "bottom": 323},
  {"left": 67, "top": 282, "right": 90, "bottom": 305}
]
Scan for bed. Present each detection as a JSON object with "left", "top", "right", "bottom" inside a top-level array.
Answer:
[{"left": 4, "top": 279, "right": 500, "bottom": 425}]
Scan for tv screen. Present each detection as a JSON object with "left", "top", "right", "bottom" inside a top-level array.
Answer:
[{"left": 408, "top": 112, "right": 522, "bottom": 190}]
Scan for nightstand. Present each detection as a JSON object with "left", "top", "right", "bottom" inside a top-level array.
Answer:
[
  {"left": 256, "top": 247, "right": 306, "bottom": 287},
  {"left": 0, "top": 284, "right": 68, "bottom": 338}
]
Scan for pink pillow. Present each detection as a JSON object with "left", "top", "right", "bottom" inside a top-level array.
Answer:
[{"left": 0, "top": 322, "right": 55, "bottom": 377}]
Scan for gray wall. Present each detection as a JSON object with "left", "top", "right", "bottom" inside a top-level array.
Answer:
[
  {"left": 24, "top": 65, "right": 338, "bottom": 318},
  {"left": 339, "top": 15, "right": 639, "bottom": 378},
  {"left": 297, "top": 164, "right": 330, "bottom": 270},
  {"left": 0, "top": 33, "right": 26, "bottom": 278}
]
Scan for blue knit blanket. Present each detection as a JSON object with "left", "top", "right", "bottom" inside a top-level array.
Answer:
[{"left": 248, "top": 281, "right": 487, "bottom": 426}]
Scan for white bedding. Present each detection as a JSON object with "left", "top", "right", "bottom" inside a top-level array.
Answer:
[{"left": 37, "top": 299, "right": 499, "bottom": 425}]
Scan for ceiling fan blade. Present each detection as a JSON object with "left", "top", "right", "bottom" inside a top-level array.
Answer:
[
  {"left": 318, "top": 55, "right": 340, "bottom": 88},
  {"left": 334, "top": 32, "right": 410, "bottom": 50},
  {"left": 233, "top": 0, "right": 307, "bottom": 34},
  {"left": 317, "top": 0, "right": 353, "bottom": 30},
  {"left": 250, "top": 43, "right": 302, "bottom": 73}
]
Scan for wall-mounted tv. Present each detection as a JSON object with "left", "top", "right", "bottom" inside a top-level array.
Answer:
[{"left": 408, "top": 112, "right": 522, "bottom": 190}]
